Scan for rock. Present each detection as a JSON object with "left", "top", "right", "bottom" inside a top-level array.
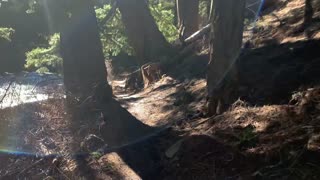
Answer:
[{"left": 81, "top": 134, "right": 105, "bottom": 152}]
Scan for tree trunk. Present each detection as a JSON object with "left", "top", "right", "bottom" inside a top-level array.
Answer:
[
  {"left": 207, "top": 0, "right": 246, "bottom": 116},
  {"left": 117, "top": 0, "right": 173, "bottom": 65},
  {"left": 304, "top": 0, "right": 314, "bottom": 26},
  {"left": 176, "top": 0, "right": 199, "bottom": 39},
  {"left": 174, "top": 0, "right": 178, "bottom": 27},
  {"left": 60, "top": 0, "right": 112, "bottom": 106},
  {"left": 60, "top": 0, "right": 154, "bottom": 146}
]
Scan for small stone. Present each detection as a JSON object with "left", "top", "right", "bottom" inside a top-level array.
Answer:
[{"left": 52, "top": 157, "right": 60, "bottom": 167}]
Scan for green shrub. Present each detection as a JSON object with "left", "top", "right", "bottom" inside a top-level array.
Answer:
[
  {"left": 0, "top": 27, "right": 14, "bottom": 42},
  {"left": 237, "top": 125, "right": 258, "bottom": 149},
  {"left": 25, "top": 33, "right": 62, "bottom": 74}
]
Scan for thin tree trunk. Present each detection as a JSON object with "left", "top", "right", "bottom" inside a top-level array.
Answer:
[
  {"left": 60, "top": 0, "right": 112, "bottom": 106},
  {"left": 174, "top": 0, "right": 178, "bottom": 27},
  {"left": 207, "top": 0, "right": 246, "bottom": 116},
  {"left": 176, "top": 0, "right": 199, "bottom": 39},
  {"left": 117, "top": 0, "right": 173, "bottom": 65}
]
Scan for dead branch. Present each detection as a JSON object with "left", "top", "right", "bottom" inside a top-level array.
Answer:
[
  {"left": 184, "top": 24, "right": 211, "bottom": 44},
  {"left": 16, "top": 158, "right": 44, "bottom": 176},
  {"left": 170, "top": 25, "right": 211, "bottom": 63}
]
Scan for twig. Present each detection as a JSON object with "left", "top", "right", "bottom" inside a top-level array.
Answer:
[
  {"left": 16, "top": 158, "right": 44, "bottom": 176},
  {"left": 0, "top": 80, "right": 13, "bottom": 105},
  {"left": 184, "top": 24, "right": 211, "bottom": 44},
  {"left": 55, "top": 167, "right": 71, "bottom": 180}
]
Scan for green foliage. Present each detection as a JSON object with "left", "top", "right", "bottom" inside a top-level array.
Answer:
[
  {"left": 95, "top": 2, "right": 178, "bottom": 57},
  {"left": 90, "top": 151, "right": 103, "bottom": 159},
  {"left": 149, "top": 2, "right": 178, "bottom": 43},
  {"left": 21, "top": 1, "right": 179, "bottom": 74},
  {"left": 198, "top": 0, "right": 212, "bottom": 27},
  {"left": 237, "top": 125, "right": 258, "bottom": 149},
  {"left": 0, "top": 27, "right": 14, "bottom": 42},
  {"left": 25, "top": 33, "right": 62, "bottom": 73},
  {"left": 199, "top": 0, "right": 210, "bottom": 20},
  {"left": 96, "top": 5, "right": 133, "bottom": 57}
]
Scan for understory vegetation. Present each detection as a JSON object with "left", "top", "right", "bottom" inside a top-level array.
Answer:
[{"left": 25, "top": 33, "right": 62, "bottom": 73}]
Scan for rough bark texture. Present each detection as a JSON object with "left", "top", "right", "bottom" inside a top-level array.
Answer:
[
  {"left": 304, "top": 0, "right": 314, "bottom": 26},
  {"left": 207, "top": 0, "right": 246, "bottom": 116},
  {"left": 60, "top": 0, "right": 154, "bottom": 146},
  {"left": 176, "top": 0, "right": 199, "bottom": 39},
  {"left": 117, "top": 0, "right": 173, "bottom": 65},
  {"left": 60, "top": 0, "right": 112, "bottom": 106}
]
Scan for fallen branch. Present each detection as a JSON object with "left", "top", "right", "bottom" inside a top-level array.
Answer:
[
  {"left": 55, "top": 166, "right": 71, "bottom": 180},
  {"left": 184, "top": 24, "right": 211, "bottom": 44},
  {"left": 16, "top": 158, "right": 44, "bottom": 176}
]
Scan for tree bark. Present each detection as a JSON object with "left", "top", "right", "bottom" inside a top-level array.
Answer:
[
  {"left": 304, "top": 0, "right": 314, "bottom": 26},
  {"left": 117, "top": 0, "right": 173, "bottom": 65},
  {"left": 176, "top": 0, "right": 199, "bottom": 39},
  {"left": 60, "top": 0, "right": 112, "bottom": 106},
  {"left": 59, "top": 0, "right": 154, "bottom": 146},
  {"left": 207, "top": 0, "right": 246, "bottom": 116}
]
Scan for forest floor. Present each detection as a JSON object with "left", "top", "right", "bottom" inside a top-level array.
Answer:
[{"left": 0, "top": 0, "right": 320, "bottom": 179}]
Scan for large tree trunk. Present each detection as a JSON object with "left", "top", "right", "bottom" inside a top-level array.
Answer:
[
  {"left": 207, "top": 0, "right": 246, "bottom": 116},
  {"left": 117, "top": 0, "right": 173, "bottom": 65},
  {"left": 60, "top": 0, "right": 112, "bottom": 106},
  {"left": 176, "top": 0, "right": 199, "bottom": 39},
  {"left": 59, "top": 0, "right": 154, "bottom": 146}
]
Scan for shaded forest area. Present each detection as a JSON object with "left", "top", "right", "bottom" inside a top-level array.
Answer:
[{"left": 1, "top": 0, "right": 320, "bottom": 179}]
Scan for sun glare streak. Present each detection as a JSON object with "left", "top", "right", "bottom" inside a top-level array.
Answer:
[
  {"left": 213, "top": 0, "right": 264, "bottom": 90},
  {"left": 0, "top": 149, "right": 34, "bottom": 156},
  {"left": 43, "top": 0, "right": 54, "bottom": 34}
]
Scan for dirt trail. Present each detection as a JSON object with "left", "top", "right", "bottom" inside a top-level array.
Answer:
[
  {"left": 114, "top": 77, "right": 185, "bottom": 126},
  {"left": 0, "top": 73, "right": 203, "bottom": 179}
]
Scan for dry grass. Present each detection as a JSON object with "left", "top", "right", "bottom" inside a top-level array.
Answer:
[{"left": 179, "top": 87, "right": 320, "bottom": 179}]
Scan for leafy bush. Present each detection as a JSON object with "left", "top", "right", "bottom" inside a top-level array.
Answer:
[
  {"left": 25, "top": 33, "right": 62, "bottom": 74},
  {"left": 0, "top": 27, "right": 14, "bottom": 42}
]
